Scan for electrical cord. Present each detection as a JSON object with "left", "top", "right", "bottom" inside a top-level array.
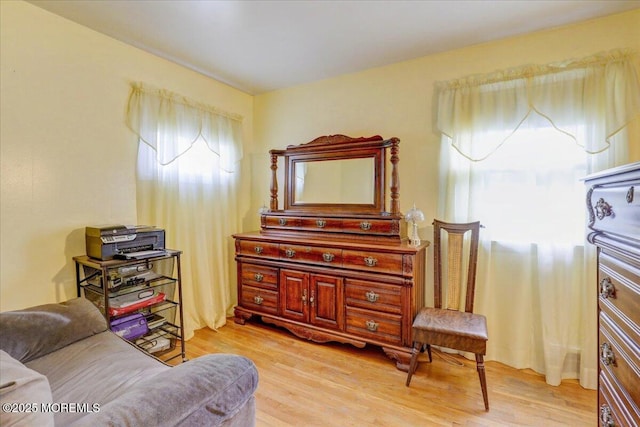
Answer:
[{"left": 429, "top": 346, "right": 466, "bottom": 367}]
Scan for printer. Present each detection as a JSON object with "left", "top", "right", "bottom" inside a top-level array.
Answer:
[{"left": 86, "top": 225, "right": 165, "bottom": 260}]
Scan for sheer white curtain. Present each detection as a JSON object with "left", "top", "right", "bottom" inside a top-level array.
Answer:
[
  {"left": 436, "top": 50, "right": 640, "bottom": 388},
  {"left": 126, "top": 83, "right": 243, "bottom": 339}
]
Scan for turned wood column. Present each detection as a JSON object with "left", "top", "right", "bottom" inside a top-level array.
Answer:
[
  {"left": 390, "top": 138, "right": 400, "bottom": 215},
  {"left": 269, "top": 151, "right": 279, "bottom": 210}
]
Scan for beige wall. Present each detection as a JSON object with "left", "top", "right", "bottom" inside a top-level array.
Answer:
[
  {"left": 1, "top": 1, "right": 638, "bottom": 312},
  {"left": 0, "top": 1, "right": 253, "bottom": 311},
  {"left": 253, "top": 9, "right": 640, "bottom": 238}
]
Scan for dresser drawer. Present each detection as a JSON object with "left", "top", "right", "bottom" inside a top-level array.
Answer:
[
  {"left": 599, "top": 312, "right": 640, "bottom": 408},
  {"left": 238, "top": 240, "right": 279, "bottom": 259},
  {"left": 345, "top": 306, "right": 402, "bottom": 345},
  {"left": 598, "top": 252, "right": 640, "bottom": 341},
  {"left": 342, "top": 218, "right": 400, "bottom": 236},
  {"left": 240, "top": 285, "right": 279, "bottom": 315},
  {"left": 299, "top": 217, "right": 342, "bottom": 232},
  {"left": 279, "top": 244, "right": 342, "bottom": 266},
  {"left": 343, "top": 249, "right": 403, "bottom": 274},
  {"left": 599, "top": 369, "right": 640, "bottom": 427},
  {"left": 345, "top": 279, "right": 402, "bottom": 314},
  {"left": 263, "top": 215, "right": 302, "bottom": 229},
  {"left": 240, "top": 263, "right": 278, "bottom": 291},
  {"left": 587, "top": 174, "right": 640, "bottom": 239}
]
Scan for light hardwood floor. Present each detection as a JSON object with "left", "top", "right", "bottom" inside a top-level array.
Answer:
[{"left": 183, "top": 319, "right": 596, "bottom": 426}]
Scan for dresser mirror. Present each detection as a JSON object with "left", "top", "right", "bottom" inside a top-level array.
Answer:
[
  {"left": 293, "top": 157, "right": 375, "bottom": 205},
  {"left": 268, "top": 134, "right": 400, "bottom": 216}
]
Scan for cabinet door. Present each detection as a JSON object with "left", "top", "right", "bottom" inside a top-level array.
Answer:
[
  {"left": 310, "top": 274, "right": 343, "bottom": 331},
  {"left": 281, "top": 269, "right": 308, "bottom": 322}
]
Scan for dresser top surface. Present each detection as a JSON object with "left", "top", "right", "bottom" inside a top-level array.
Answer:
[
  {"left": 583, "top": 161, "right": 640, "bottom": 183},
  {"left": 233, "top": 230, "right": 429, "bottom": 253}
]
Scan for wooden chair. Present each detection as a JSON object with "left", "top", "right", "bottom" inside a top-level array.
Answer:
[{"left": 405, "top": 219, "right": 489, "bottom": 411}]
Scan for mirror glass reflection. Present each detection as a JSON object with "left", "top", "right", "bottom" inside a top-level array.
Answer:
[{"left": 293, "top": 158, "right": 375, "bottom": 204}]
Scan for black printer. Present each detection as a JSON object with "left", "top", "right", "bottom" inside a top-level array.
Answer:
[{"left": 85, "top": 225, "right": 165, "bottom": 260}]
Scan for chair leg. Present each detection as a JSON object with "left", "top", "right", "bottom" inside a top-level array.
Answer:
[
  {"left": 405, "top": 342, "right": 421, "bottom": 386},
  {"left": 475, "top": 354, "right": 489, "bottom": 411},
  {"left": 425, "top": 344, "right": 432, "bottom": 362}
]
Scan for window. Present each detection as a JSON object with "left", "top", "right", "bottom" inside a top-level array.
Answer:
[
  {"left": 127, "top": 83, "right": 243, "bottom": 339},
  {"left": 435, "top": 50, "right": 638, "bottom": 389},
  {"left": 466, "top": 126, "right": 586, "bottom": 245}
]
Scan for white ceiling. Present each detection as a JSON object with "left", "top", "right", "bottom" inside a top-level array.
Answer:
[{"left": 27, "top": 0, "right": 640, "bottom": 95}]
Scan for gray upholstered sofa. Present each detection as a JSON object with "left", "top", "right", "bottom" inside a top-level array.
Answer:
[{"left": 0, "top": 298, "right": 258, "bottom": 426}]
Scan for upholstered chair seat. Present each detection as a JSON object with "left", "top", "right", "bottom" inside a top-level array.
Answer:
[{"left": 412, "top": 308, "right": 487, "bottom": 355}]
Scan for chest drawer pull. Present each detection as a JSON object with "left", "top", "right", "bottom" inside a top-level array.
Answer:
[
  {"left": 600, "top": 343, "right": 616, "bottom": 366},
  {"left": 365, "top": 291, "right": 379, "bottom": 303},
  {"left": 285, "top": 248, "right": 296, "bottom": 258},
  {"left": 595, "top": 198, "right": 613, "bottom": 220},
  {"left": 316, "top": 220, "right": 326, "bottom": 228},
  {"left": 627, "top": 185, "right": 634, "bottom": 203},
  {"left": 599, "top": 405, "right": 614, "bottom": 427},
  {"left": 363, "top": 256, "right": 377, "bottom": 267},
  {"left": 360, "top": 221, "right": 372, "bottom": 231},
  {"left": 254, "top": 273, "right": 263, "bottom": 282},
  {"left": 599, "top": 277, "right": 615, "bottom": 299},
  {"left": 322, "top": 253, "right": 335, "bottom": 262},
  {"left": 254, "top": 246, "right": 263, "bottom": 254},
  {"left": 279, "top": 218, "right": 288, "bottom": 226},
  {"left": 253, "top": 295, "right": 264, "bottom": 305},
  {"left": 365, "top": 320, "right": 379, "bottom": 332}
]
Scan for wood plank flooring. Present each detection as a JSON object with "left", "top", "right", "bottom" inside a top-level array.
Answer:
[{"left": 183, "top": 319, "right": 597, "bottom": 426}]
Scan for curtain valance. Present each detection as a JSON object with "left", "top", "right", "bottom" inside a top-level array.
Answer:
[
  {"left": 126, "top": 83, "right": 243, "bottom": 171},
  {"left": 436, "top": 49, "right": 640, "bottom": 161}
]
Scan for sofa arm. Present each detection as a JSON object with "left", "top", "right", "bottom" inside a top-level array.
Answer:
[
  {"left": 0, "top": 298, "right": 107, "bottom": 363},
  {"left": 70, "top": 353, "right": 258, "bottom": 427}
]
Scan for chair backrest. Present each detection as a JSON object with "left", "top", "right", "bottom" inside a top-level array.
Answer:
[{"left": 433, "top": 219, "right": 481, "bottom": 313}]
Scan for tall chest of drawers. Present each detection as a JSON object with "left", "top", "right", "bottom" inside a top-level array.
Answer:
[
  {"left": 233, "top": 231, "right": 427, "bottom": 370},
  {"left": 585, "top": 162, "right": 640, "bottom": 427}
]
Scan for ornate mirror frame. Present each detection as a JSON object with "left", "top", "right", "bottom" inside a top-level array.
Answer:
[{"left": 268, "top": 134, "right": 400, "bottom": 216}]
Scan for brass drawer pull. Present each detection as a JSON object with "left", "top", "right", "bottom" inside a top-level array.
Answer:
[
  {"left": 322, "top": 253, "right": 335, "bottom": 262},
  {"left": 600, "top": 405, "right": 614, "bottom": 427},
  {"left": 285, "top": 248, "right": 296, "bottom": 258},
  {"left": 360, "top": 221, "right": 372, "bottom": 231},
  {"left": 278, "top": 218, "right": 288, "bottom": 226},
  {"left": 600, "top": 343, "right": 615, "bottom": 366},
  {"left": 254, "top": 246, "right": 263, "bottom": 254},
  {"left": 595, "top": 198, "right": 613, "bottom": 220},
  {"left": 253, "top": 295, "right": 263, "bottom": 305},
  {"left": 254, "top": 273, "right": 263, "bottom": 282},
  {"left": 363, "top": 256, "right": 377, "bottom": 267},
  {"left": 365, "top": 291, "right": 379, "bottom": 303},
  {"left": 316, "top": 220, "right": 326, "bottom": 228},
  {"left": 599, "top": 277, "right": 614, "bottom": 299},
  {"left": 365, "top": 320, "right": 379, "bottom": 332}
]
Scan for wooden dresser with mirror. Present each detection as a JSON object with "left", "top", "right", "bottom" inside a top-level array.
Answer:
[{"left": 233, "top": 134, "right": 428, "bottom": 370}]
